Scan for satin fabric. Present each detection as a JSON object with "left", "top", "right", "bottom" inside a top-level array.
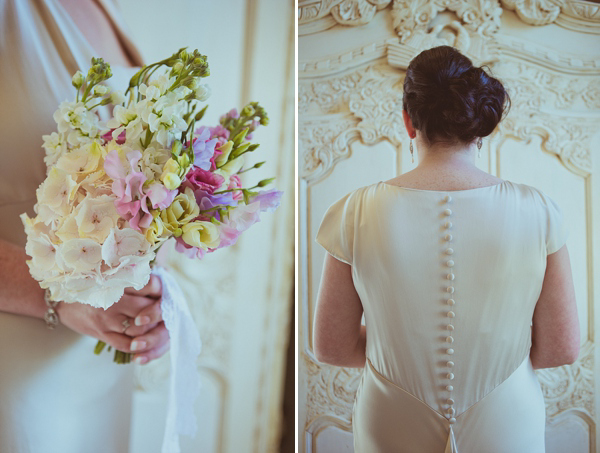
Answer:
[
  {"left": 316, "top": 180, "right": 568, "bottom": 452},
  {"left": 0, "top": 1, "right": 144, "bottom": 451}
]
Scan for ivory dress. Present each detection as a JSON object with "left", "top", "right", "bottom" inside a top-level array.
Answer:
[
  {"left": 316, "top": 179, "right": 569, "bottom": 453},
  {"left": 0, "top": 1, "right": 144, "bottom": 451}
]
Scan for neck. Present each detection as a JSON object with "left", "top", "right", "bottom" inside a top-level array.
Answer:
[{"left": 414, "top": 137, "right": 478, "bottom": 169}]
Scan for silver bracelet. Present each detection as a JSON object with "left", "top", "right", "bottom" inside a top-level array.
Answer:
[{"left": 43, "top": 289, "right": 60, "bottom": 330}]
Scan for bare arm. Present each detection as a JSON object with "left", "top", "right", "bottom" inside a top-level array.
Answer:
[
  {"left": 313, "top": 253, "right": 366, "bottom": 368},
  {"left": 0, "top": 238, "right": 47, "bottom": 318},
  {"left": 530, "top": 244, "right": 580, "bottom": 369}
]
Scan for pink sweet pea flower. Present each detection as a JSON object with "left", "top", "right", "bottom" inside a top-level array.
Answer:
[
  {"left": 250, "top": 189, "right": 283, "bottom": 213},
  {"left": 192, "top": 126, "right": 218, "bottom": 171},
  {"left": 146, "top": 182, "right": 177, "bottom": 210},
  {"left": 174, "top": 236, "right": 206, "bottom": 259}
]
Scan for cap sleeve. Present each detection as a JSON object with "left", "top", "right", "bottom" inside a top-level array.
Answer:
[
  {"left": 315, "top": 190, "right": 358, "bottom": 265},
  {"left": 542, "top": 192, "right": 570, "bottom": 255}
]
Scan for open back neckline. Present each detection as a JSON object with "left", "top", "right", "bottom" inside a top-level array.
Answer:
[{"left": 379, "top": 179, "right": 509, "bottom": 193}]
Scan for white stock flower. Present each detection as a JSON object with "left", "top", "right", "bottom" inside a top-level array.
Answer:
[
  {"left": 146, "top": 92, "right": 188, "bottom": 146},
  {"left": 93, "top": 85, "right": 109, "bottom": 96},
  {"left": 111, "top": 90, "right": 126, "bottom": 105},
  {"left": 53, "top": 101, "right": 100, "bottom": 146},
  {"left": 107, "top": 105, "right": 144, "bottom": 143},
  {"left": 42, "top": 132, "right": 68, "bottom": 167},
  {"left": 74, "top": 194, "right": 120, "bottom": 242},
  {"left": 194, "top": 84, "right": 211, "bottom": 101}
]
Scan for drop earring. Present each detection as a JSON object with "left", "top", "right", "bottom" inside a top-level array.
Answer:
[
  {"left": 410, "top": 139, "right": 414, "bottom": 164},
  {"left": 477, "top": 137, "right": 482, "bottom": 158}
]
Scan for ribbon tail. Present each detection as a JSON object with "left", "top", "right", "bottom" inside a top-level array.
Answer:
[
  {"left": 445, "top": 425, "right": 458, "bottom": 453},
  {"left": 152, "top": 266, "right": 202, "bottom": 453}
]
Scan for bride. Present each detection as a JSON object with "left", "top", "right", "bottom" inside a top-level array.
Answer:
[{"left": 0, "top": 0, "right": 169, "bottom": 451}]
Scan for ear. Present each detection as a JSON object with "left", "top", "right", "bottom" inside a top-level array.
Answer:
[{"left": 402, "top": 110, "right": 416, "bottom": 139}]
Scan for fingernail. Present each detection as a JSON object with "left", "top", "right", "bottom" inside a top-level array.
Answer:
[
  {"left": 131, "top": 340, "right": 147, "bottom": 351},
  {"left": 135, "top": 316, "right": 150, "bottom": 326},
  {"left": 135, "top": 356, "right": 148, "bottom": 365}
]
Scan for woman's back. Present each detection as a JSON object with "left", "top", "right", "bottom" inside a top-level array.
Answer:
[{"left": 316, "top": 179, "right": 569, "bottom": 452}]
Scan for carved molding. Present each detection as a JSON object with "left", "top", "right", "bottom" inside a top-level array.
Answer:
[
  {"left": 303, "top": 352, "right": 363, "bottom": 424},
  {"left": 298, "top": 0, "right": 392, "bottom": 35},
  {"left": 299, "top": 28, "right": 599, "bottom": 78},
  {"left": 299, "top": 0, "right": 600, "bottom": 36},
  {"left": 391, "top": 0, "right": 503, "bottom": 43},
  {"left": 299, "top": 63, "right": 407, "bottom": 183},
  {"left": 299, "top": 58, "right": 596, "bottom": 183},
  {"left": 537, "top": 342, "right": 596, "bottom": 418}
]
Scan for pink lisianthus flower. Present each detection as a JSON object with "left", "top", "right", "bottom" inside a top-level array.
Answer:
[
  {"left": 228, "top": 174, "right": 243, "bottom": 201},
  {"left": 209, "top": 149, "right": 222, "bottom": 172},
  {"left": 210, "top": 125, "right": 230, "bottom": 141},
  {"left": 227, "top": 108, "right": 239, "bottom": 119},
  {"left": 186, "top": 167, "right": 225, "bottom": 194}
]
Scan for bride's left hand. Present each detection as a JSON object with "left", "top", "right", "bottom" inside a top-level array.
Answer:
[{"left": 124, "top": 275, "right": 170, "bottom": 365}]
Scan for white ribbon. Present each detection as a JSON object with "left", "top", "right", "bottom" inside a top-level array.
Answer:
[{"left": 152, "top": 266, "right": 202, "bottom": 453}]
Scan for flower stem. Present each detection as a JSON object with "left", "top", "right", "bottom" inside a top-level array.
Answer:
[{"left": 94, "top": 340, "right": 132, "bottom": 364}]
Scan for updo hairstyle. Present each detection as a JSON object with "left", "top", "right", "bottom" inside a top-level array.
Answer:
[{"left": 402, "top": 45, "right": 511, "bottom": 145}]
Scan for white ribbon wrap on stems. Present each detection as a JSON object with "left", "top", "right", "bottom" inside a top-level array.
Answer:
[{"left": 152, "top": 266, "right": 202, "bottom": 453}]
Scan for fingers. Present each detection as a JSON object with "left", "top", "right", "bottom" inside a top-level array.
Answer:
[
  {"left": 133, "top": 300, "right": 162, "bottom": 327},
  {"left": 123, "top": 321, "right": 159, "bottom": 338},
  {"left": 133, "top": 338, "right": 170, "bottom": 365},
  {"left": 129, "top": 322, "right": 170, "bottom": 364},
  {"left": 103, "top": 332, "right": 137, "bottom": 353},
  {"left": 124, "top": 274, "right": 162, "bottom": 299},
  {"left": 112, "top": 294, "right": 156, "bottom": 318}
]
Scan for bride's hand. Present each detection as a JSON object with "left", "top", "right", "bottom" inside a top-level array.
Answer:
[
  {"left": 126, "top": 276, "right": 171, "bottom": 365},
  {"left": 56, "top": 275, "right": 165, "bottom": 356}
]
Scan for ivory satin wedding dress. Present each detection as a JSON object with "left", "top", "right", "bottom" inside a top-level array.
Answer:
[
  {"left": 316, "top": 180, "right": 569, "bottom": 453},
  {"left": 0, "top": 1, "right": 144, "bottom": 451}
]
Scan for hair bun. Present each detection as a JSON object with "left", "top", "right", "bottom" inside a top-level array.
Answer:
[{"left": 402, "top": 46, "right": 510, "bottom": 144}]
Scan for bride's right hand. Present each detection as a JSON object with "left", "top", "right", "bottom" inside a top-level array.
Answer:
[{"left": 55, "top": 276, "right": 162, "bottom": 353}]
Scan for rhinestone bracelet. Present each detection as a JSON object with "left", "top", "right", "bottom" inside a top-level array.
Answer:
[{"left": 43, "top": 289, "right": 60, "bottom": 330}]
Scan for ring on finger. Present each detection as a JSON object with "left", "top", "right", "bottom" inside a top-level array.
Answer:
[{"left": 122, "top": 318, "right": 132, "bottom": 334}]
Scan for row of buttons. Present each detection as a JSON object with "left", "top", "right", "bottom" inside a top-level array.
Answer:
[{"left": 441, "top": 194, "right": 457, "bottom": 424}]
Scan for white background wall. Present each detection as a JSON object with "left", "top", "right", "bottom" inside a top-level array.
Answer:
[{"left": 115, "top": 1, "right": 295, "bottom": 452}]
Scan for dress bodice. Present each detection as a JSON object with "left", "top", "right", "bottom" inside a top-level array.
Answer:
[{"left": 316, "top": 179, "right": 568, "bottom": 452}]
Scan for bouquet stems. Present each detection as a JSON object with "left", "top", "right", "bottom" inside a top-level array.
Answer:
[{"left": 94, "top": 340, "right": 132, "bottom": 364}]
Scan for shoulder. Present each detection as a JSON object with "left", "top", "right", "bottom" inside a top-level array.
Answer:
[
  {"left": 508, "top": 181, "right": 559, "bottom": 208},
  {"left": 326, "top": 182, "right": 380, "bottom": 209}
]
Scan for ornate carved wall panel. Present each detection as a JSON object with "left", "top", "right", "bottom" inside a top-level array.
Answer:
[{"left": 299, "top": 1, "right": 600, "bottom": 452}]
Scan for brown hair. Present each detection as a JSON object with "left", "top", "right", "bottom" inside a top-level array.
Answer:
[{"left": 402, "top": 45, "right": 511, "bottom": 145}]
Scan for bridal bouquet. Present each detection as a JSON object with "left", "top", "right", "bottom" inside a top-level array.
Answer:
[{"left": 21, "top": 49, "right": 282, "bottom": 363}]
